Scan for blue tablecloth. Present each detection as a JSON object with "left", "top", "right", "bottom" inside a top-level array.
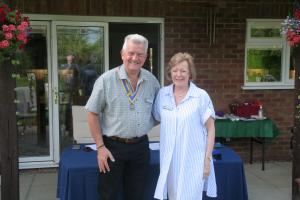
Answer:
[{"left": 57, "top": 145, "right": 248, "bottom": 200}]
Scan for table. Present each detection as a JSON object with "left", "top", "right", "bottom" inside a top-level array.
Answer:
[
  {"left": 215, "top": 118, "right": 280, "bottom": 170},
  {"left": 57, "top": 145, "right": 248, "bottom": 200}
]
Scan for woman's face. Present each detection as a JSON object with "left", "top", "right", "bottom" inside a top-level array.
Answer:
[{"left": 171, "top": 60, "right": 190, "bottom": 88}]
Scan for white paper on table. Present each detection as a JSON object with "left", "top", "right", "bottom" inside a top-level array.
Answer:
[
  {"left": 85, "top": 144, "right": 97, "bottom": 151},
  {"left": 149, "top": 142, "right": 159, "bottom": 150}
]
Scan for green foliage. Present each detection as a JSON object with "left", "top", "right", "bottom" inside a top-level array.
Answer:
[{"left": 56, "top": 27, "right": 104, "bottom": 78}]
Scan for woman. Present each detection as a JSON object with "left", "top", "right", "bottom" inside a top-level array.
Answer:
[{"left": 153, "top": 52, "right": 217, "bottom": 200}]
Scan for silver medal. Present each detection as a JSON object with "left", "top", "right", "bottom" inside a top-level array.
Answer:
[{"left": 129, "top": 103, "right": 135, "bottom": 110}]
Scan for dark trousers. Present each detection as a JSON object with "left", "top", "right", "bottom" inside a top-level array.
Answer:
[{"left": 98, "top": 136, "right": 150, "bottom": 200}]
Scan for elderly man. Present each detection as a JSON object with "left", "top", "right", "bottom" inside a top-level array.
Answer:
[{"left": 85, "top": 34, "right": 160, "bottom": 200}]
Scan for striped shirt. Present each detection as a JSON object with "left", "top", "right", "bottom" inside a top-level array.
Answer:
[
  {"left": 153, "top": 82, "right": 217, "bottom": 200},
  {"left": 85, "top": 65, "right": 160, "bottom": 138}
]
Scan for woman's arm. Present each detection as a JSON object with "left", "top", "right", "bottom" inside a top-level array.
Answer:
[{"left": 203, "top": 116, "right": 215, "bottom": 178}]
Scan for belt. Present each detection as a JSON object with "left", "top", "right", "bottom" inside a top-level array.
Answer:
[{"left": 106, "top": 135, "right": 147, "bottom": 144}]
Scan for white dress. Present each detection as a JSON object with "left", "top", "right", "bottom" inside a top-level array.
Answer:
[{"left": 153, "top": 82, "right": 217, "bottom": 200}]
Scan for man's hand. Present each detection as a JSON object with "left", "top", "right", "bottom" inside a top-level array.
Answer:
[{"left": 97, "top": 146, "right": 115, "bottom": 173}]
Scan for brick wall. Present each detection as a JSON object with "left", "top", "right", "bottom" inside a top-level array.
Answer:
[
  {"left": 14, "top": 0, "right": 294, "bottom": 162},
  {"left": 162, "top": 0, "right": 294, "bottom": 162}
]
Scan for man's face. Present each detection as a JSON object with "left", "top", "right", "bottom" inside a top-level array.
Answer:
[
  {"left": 66, "top": 55, "right": 74, "bottom": 63},
  {"left": 121, "top": 41, "right": 147, "bottom": 73}
]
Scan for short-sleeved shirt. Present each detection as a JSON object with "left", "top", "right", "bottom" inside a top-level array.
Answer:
[{"left": 85, "top": 65, "right": 160, "bottom": 138}]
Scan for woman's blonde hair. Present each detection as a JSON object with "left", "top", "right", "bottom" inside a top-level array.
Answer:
[{"left": 166, "top": 52, "right": 197, "bottom": 81}]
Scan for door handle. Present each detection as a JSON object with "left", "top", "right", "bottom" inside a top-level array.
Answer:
[{"left": 53, "top": 87, "right": 59, "bottom": 104}]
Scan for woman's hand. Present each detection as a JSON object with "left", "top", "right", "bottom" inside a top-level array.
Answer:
[
  {"left": 203, "top": 157, "right": 211, "bottom": 178},
  {"left": 97, "top": 146, "right": 115, "bottom": 173}
]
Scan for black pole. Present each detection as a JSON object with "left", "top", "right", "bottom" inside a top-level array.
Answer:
[
  {"left": 0, "top": 61, "right": 19, "bottom": 200},
  {"left": 293, "top": 46, "right": 300, "bottom": 200}
]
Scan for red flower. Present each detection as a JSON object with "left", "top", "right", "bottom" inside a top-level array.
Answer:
[
  {"left": 8, "top": 24, "right": 15, "bottom": 31},
  {"left": 17, "top": 24, "right": 26, "bottom": 31},
  {"left": 0, "top": 2, "right": 30, "bottom": 62},
  {"left": 0, "top": 40, "right": 9, "bottom": 49},
  {"left": 2, "top": 24, "right": 9, "bottom": 32},
  {"left": 295, "top": 10, "right": 300, "bottom": 19},
  {"left": 4, "top": 32, "right": 12, "bottom": 40},
  {"left": 17, "top": 33, "right": 27, "bottom": 44}
]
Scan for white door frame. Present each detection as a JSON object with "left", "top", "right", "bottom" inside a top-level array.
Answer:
[
  {"left": 51, "top": 21, "right": 109, "bottom": 164},
  {"left": 19, "top": 21, "right": 55, "bottom": 169}
]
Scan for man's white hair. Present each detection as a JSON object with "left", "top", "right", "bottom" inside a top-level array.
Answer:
[{"left": 122, "top": 34, "right": 148, "bottom": 54}]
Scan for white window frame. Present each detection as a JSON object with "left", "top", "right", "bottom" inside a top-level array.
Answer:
[{"left": 243, "top": 19, "right": 294, "bottom": 90}]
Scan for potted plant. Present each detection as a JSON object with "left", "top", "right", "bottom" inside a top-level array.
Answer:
[
  {"left": 0, "top": 1, "right": 30, "bottom": 64},
  {"left": 281, "top": 1, "right": 300, "bottom": 47}
]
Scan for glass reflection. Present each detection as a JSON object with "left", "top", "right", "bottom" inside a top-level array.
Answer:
[
  {"left": 17, "top": 25, "right": 50, "bottom": 157},
  {"left": 56, "top": 25, "right": 104, "bottom": 150}
]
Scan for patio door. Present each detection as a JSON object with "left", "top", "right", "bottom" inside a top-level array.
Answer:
[
  {"left": 18, "top": 21, "right": 108, "bottom": 168},
  {"left": 18, "top": 21, "right": 53, "bottom": 167},
  {"left": 51, "top": 22, "right": 108, "bottom": 158}
]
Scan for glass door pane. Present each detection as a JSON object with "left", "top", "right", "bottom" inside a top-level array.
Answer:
[
  {"left": 54, "top": 22, "right": 106, "bottom": 151},
  {"left": 17, "top": 22, "right": 51, "bottom": 161}
]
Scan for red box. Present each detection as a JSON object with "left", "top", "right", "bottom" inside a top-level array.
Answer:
[{"left": 230, "top": 103, "right": 260, "bottom": 118}]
